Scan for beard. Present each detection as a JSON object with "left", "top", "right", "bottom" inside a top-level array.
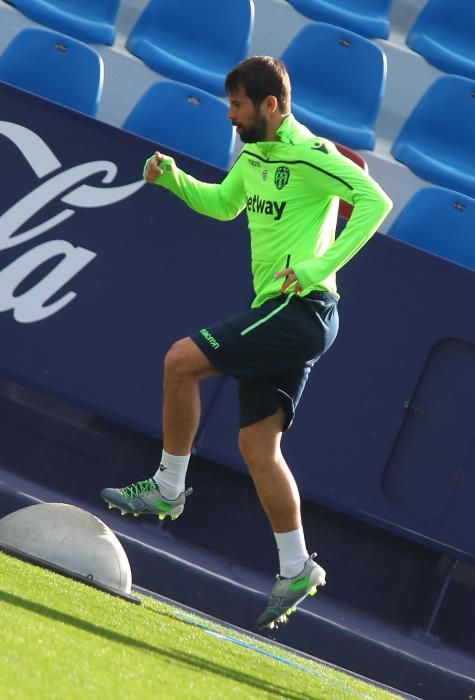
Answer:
[{"left": 235, "top": 113, "right": 268, "bottom": 143}]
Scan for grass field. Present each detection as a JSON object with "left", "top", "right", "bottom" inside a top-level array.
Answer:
[{"left": 0, "top": 551, "right": 404, "bottom": 699}]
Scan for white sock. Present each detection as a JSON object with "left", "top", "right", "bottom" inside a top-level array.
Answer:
[
  {"left": 153, "top": 450, "right": 190, "bottom": 500},
  {"left": 274, "top": 528, "right": 309, "bottom": 578}
]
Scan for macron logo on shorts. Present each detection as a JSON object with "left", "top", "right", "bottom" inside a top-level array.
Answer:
[{"left": 200, "top": 328, "right": 220, "bottom": 349}]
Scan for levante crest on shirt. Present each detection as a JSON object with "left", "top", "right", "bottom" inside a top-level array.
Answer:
[{"left": 274, "top": 166, "right": 290, "bottom": 190}]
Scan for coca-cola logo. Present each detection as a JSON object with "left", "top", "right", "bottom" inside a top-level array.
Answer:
[{"left": 0, "top": 121, "right": 145, "bottom": 323}]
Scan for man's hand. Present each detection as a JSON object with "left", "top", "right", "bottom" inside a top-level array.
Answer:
[
  {"left": 274, "top": 267, "right": 303, "bottom": 294},
  {"left": 144, "top": 151, "right": 165, "bottom": 183}
]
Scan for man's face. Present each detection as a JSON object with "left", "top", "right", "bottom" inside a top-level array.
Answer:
[{"left": 227, "top": 85, "right": 268, "bottom": 143}]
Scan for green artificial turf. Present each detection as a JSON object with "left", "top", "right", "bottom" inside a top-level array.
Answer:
[{"left": 0, "top": 551, "right": 404, "bottom": 699}]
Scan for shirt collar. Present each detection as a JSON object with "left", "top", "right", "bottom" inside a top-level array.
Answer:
[{"left": 274, "top": 114, "right": 304, "bottom": 144}]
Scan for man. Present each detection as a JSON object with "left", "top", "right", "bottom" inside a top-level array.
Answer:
[{"left": 101, "top": 56, "right": 392, "bottom": 630}]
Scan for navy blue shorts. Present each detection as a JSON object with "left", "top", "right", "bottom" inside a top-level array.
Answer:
[{"left": 191, "top": 291, "right": 339, "bottom": 430}]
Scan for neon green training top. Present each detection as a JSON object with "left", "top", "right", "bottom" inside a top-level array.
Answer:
[{"left": 146, "top": 114, "right": 393, "bottom": 308}]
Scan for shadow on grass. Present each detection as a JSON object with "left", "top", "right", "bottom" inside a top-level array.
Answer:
[{"left": 0, "top": 590, "right": 317, "bottom": 700}]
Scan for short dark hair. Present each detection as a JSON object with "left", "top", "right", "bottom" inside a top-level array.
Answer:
[{"left": 225, "top": 56, "right": 291, "bottom": 112}]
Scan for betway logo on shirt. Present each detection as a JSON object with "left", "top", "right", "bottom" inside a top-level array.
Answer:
[{"left": 246, "top": 195, "right": 286, "bottom": 221}]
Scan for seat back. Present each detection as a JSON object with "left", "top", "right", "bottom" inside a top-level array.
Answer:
[
  {"left": 388, "top": 186, "right": 475, "bottom": 269},
  {"left": 126, "top": 0, "right": 254, "bottom": 94},
  {"left": 391, "top": 75, "right": 475, "bottom": 197},
  {"left": 407, "top": 0, "right": 475, "bottom": 79},
  {"left": 11, "top": 0, "right": 121, "bottom": 44},
  {"left": 287, "top": 0, "right": 393, "bottom": 39},
  {"left": 281, "top": 22, "right": 386, "bottom": 149},
  {"left": 0, "top": 27, "right": 103, "bottom": 115},
  {"left": 122, "top": 80, "right": 235, "bottom": 170}
]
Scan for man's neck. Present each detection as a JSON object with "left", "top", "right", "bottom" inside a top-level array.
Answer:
[{"left": 264, "top": 113, "right": 289, "bottom": 141}]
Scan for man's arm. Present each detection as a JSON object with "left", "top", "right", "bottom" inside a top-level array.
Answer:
[
  {"left": 287, "top": 149, "right": 393, "bottom": 292},
  {"left": 144, "top": 151, "right": 246, "bottom": 222}
]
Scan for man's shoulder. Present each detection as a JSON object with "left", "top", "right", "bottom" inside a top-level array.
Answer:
[
  {"left": 290, "top": 135, "right": 339, "bottom": 160},
  {"left": 235, "top": 137, "right": 340, "bottom": 169}
]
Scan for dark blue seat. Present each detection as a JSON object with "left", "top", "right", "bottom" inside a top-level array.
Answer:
[
  {"left": 281, "top": 22, "right": 386, "bottom": 150},
  {"left": 287, "top": 0, "right": 393, "bottom": 39},
  {"left": 391, "top": 75, "right": 475, "bottom": 198},
  {"left": 388, "top": 186, "right": 475, "bottom": 270},
  {"left": 8, "top": 0, "right": 120, "bottom": 45},
  {"left": 122, "top": 80, "right": 236, "bottom": 170},
  {"left": 126, "top": 0, "right": 254, "bottom": 97},
  {"left": 0, "top": 27, "right": 103, "bottom": 116},
  {"left": 407, "top": 0, "right": 475, "bottom": 80}
]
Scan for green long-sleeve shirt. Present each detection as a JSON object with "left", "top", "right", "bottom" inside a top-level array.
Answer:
[{"left": 147, "top": 114, "right": 393, "bottom": 307}]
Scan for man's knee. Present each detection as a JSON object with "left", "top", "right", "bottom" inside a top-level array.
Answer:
[
  {"left": 238, "top": 428, "right": 257, "bottom": 465},
  {"left": 165, "top": 338, "right": 189, "bottom": 371},
  {"left": 164, "top": 337, "right": 216, "bottom": 381},
  {"left": 238, "top": 410, "right": 285, "bottom": 467}
]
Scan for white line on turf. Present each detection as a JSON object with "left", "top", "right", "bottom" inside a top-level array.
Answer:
[{"left": 174, "top": 611, "right": 404, "bottom": 700}]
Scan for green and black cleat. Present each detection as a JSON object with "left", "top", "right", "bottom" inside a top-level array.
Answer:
[
  {"left": 257, "top": 553, "right": 326, "bottom": 630},
  {"left": 101, "top": 478, "right": 192, "bottom": 521}
]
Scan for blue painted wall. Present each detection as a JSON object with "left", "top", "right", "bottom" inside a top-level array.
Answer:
[{"left": 1, "top": 80, "right": 475, "bottom": 568}]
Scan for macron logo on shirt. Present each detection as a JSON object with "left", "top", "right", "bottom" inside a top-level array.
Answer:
[{"left": 246, "top": 194, "right": 287, "bottom": 221}]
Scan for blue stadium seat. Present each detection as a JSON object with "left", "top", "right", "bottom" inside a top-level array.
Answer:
[
  {"left": 407, "top": 0, "right": 475, "bottom": 80},
  {"left": 126, "top": 0, "right": 254, "bottom": 97},
  {"left": 8, "top": 0, "right": 120, "bottom": 45},
  {"left": 0, "top": 28, "right": 103, "bottom": 116},
  {"left": 287, "top": 0, "right": 393, "bottom": 39},
  {"left": 391, "top": 75, "right": 475, "bottom": 198},
  {"left": 388, "top": 186, "right": 475, "bottom": 270},
  {"left": 122, "top": 80, "right": 236, "bottom": 170},
  {"left": 280, "top": 22, "right": 386, "bottom": 150}
]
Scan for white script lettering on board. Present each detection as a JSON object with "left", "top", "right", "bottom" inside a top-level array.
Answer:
[{"left": 0, "top": 122, "right": 145, "bottom": 323}]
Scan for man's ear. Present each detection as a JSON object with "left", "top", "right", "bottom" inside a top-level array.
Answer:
[{"left": 263, "top": 95, "right": 279, "bottom": 114}]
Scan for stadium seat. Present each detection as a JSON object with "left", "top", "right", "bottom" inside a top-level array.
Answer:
[
  {"left": 0, "top": 27, "right": 103, "bottom": 116},
  {"left": 122, "top": 80, "right": 236, "bottom": 170},
  {"left": 334, "top": 143, "right": 368, "bottom": 219},
  {"left": 125, "top": 0, "right": 254, "bottom": 97},
  {"left": 8, "top": 0, "right": 121, "bottom": 45},
  {"left": 388, "top": 186, "right": 475, "bottom": 270},
  {"left": 281, "top": 23, "right": 386, "bottom": 150},
  {"left": 391, "top": 75, "right": 475, "bottom": 198},
  {"left": 287, "top": 0, "right": 393, "bottom": 40},
  {"left": 407, "top": 0, "right": 475, "bottom": 80}
]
